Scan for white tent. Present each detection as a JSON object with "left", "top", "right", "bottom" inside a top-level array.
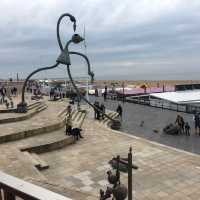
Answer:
[{"left": 150, "top": 90, "right": 200, "bottom": 104}]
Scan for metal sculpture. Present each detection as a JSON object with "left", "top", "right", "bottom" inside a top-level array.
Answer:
[
  {"left": 100, "top": 147, "right": 138, "bottom": 200},
  {"left": 17, "top": 12, "right": 120, "bottom": 129}
]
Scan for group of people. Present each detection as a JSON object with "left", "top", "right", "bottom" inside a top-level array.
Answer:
[
  {"left": 0, "top": 86, "right": 15, "bottom": 109},
  {"left": 49, "top": 87, "right": 66, "bottom": 100},
  {"left": 10, "top": 87, "right": 17, "bottom": 96},
  {"left": 93, "top": 101, "right": 105, "bottom": 120},
  {"left": 175, "top": 115, "right": 190, "bottom": 136}
]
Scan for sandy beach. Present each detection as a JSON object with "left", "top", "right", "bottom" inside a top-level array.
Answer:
[{"left": 93, "top": 80, "right": 200, "bottom": 88}]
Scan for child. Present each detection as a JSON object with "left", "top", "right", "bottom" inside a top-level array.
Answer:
[{"left": 185, "top": 122, "right": 190, "bottom": 136}]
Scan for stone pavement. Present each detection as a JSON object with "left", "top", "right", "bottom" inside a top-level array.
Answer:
[
  {"left": 38, "top": 112, "right": 200, "bottom": 200},
  {"left": 0, "top": 100, "right": 66, "bottom": 137},
  {"left": 89, "top": 96, "right": 200, "bottom": 155},
  {"left": 1, "top": 98, "right": 200, "bottom": 199}
]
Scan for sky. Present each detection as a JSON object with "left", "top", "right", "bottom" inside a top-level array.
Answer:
[{"left": 0, "top": 0, "right": 200, "bottom": 80}]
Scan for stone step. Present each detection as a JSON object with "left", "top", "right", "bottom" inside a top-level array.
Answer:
[
  {"left": 57, "top": 107, "right": 67, "bottom": 118},
  {"left": 58, "top": 108, "right": 76, "bottom": 120},
  {"left": 72, "top": 110, "right": 79, "bottom": 121},
  {"left": 78, "top": 111, "right": 87, "bottom": 128},
  {"left": 23, "top": 151, "right": 49, "bottom": 171},
  {"left": 27, "top": 101, "right": 43, "bottom": 110},
  {"left": 0, "top": 103, "right": 48, "bottom": 125},
  {"left": 73, "top": 111, "right": 82, "bottom": 122},
  {"left": 72, "top": 111, "right": 87, "bottom": 128},
  {"left": 36, "top": 104, "right": 48, "bottom": 112},
  {"left": 20, "top": 130, "right": 75, "bottom": 154},
  {"left": 0, "top": 119, "right": 65, "bottom": 144},
  {"left": 17, "top": 111, "right": 87, "bottom": 154},
  {"left": 102, "top": 111, "right": 117, "bottom": 124},
  {"left": 31, "top": 153, "right": 49, "bottom": 170},
  {"left": 0, "top": 101, "right": 68, "bottom": 144}
]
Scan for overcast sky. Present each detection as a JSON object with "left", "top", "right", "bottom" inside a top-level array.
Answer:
[{"left": 0, "top": 0, "right": 200, "bottom": 80}]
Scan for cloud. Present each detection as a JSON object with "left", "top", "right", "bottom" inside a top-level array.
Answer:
[{"left": 0, "top": 0, "right": 200, "bottom": 79}]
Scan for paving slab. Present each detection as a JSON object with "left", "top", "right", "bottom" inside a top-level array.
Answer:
[{"left": 38, "top": 113, "right": 200, "bottom": 199}]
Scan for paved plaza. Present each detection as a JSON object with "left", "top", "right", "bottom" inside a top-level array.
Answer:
[
  {"left": 0, "top": 98, "right": 200, "bottom": 199},
  {"left": 39, "top": 113, "right": 200, "bottom": 200},
  {"left": 90, "top": 96, "right": 200, "bottom": 154}
]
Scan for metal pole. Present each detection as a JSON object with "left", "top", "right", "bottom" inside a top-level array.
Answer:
[{"left": 128, "top": 147, "right": 132, "bottom": 200}]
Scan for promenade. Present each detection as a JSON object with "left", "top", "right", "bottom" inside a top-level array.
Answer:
[
  {"left": 0, "top": 98, "right": 200, "bottom": 199},
  {"left": 39, "top": 112, "right": 200, "bottom": 200}
]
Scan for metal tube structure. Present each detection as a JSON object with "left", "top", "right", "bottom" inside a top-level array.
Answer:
[
  {"left": 17, "top": 63, "right": 59, "bottom": 112},
  {"left": 17, "top": 12, "right": 121, "bottom": 129},
  {"left": 69, "top": 51, "right": 94, "bottom": 82},
  {"left": 56, "top": 13, "right": 119, "bottom": 126},
  {"left": 21, "top": 63, "right": 59, "bottom": 104},
  {"left": 17, "top": 13, "right": 76, "bottom": 112},
  {"left": 66, "top": 64, "right": 115, "bottom": 122},
  {"left": 57, "top": 13, "right": 76, "bottom": 51}
]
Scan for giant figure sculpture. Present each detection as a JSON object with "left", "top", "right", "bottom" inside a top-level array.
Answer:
[{"left": 17, "top": 13, "right": 120, "bottom": 129}]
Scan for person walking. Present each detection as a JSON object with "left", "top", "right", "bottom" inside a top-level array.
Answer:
[
  {"left": 100, "top": 103, "right": 105, "bottom": 120},
  {"left": 65, "top": 117, "right": 72, "bottom": 135},
  {"left": 175, "top": 115, "right": 183, "bottom": 134},
  {"left": 180, "top": 116, "right": 185, "bottom": 134},
  {"left": 104, "top": 85, "right": 107, "bottom": 101},
  {"left": 94, "top": 101, "right": 98, "bottom": 119},
  {"left": 116, "top": 104, "right": 123, "bottom": 120},
  {"left": 185, "top": 122, "right": 190, "bottom": 136},
  {"left": 67, "top": 105, "right": 72, "bottom": 118},
  {"left": 194, "top": 112, "right": 200, "bottom": 135}
]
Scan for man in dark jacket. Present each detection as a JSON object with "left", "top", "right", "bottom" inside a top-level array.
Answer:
[
  {"left": 116, "top": 104, "right": 123, "bottom": 119},
  {"left": 71, "top": 128, "right": 83, "bottom": 140}
]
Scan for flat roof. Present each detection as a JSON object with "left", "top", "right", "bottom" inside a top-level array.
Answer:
[{"left": 150, "top": 90, "right": 200, "bottom": 104}]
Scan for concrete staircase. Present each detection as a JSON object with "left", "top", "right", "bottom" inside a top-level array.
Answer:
[
  {"left": 11, "top": 110, "right": 87, "bottom": 174},
  {"left": 18, "top": 110, "right": 87, "bottom": 154},
  {"left": 0, "top": 102, "right": 67, "bottom": 143},
  {"left": 0, "top": 101, "right": 89, "bottom": 198},
  {"left": 100, "top": 110, "right": 119, "bottom": 126},
  {"left": 0, "top": 101, "right": 47, "bottom": 124}
]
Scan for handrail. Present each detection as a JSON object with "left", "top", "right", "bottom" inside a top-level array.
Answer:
[{"left": 0, "top": 171, "right": 71, "bottom": 200}]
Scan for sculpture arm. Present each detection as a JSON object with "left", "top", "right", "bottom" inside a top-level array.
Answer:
[
  {"left": 21, "top": 63, "right": 59, "bottom": 103},
  {"left": 57, "top": 13, "right": 76, "bottom": 51},
  {"left": 69, "top": 51, "right": 94, "bottom": 83},
  {"left": 67, "top": 64, "right": 114, "bottom": 122}
]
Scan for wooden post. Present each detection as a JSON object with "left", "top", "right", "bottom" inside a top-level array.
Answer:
[{"left": 128, "top": 147, "right": 132, "bottom": 200}]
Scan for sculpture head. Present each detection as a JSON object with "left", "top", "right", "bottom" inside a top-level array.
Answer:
[
  {"left": 72, "top": 34, "right": 84, "bottom": 44},
  {"left": 69, "top": 15, "right": 76, "bottom": 32}
]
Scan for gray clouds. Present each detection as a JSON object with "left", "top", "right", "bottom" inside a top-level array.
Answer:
[{"left": 0, "top": 0, "right": 200, "bottom": 79}]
